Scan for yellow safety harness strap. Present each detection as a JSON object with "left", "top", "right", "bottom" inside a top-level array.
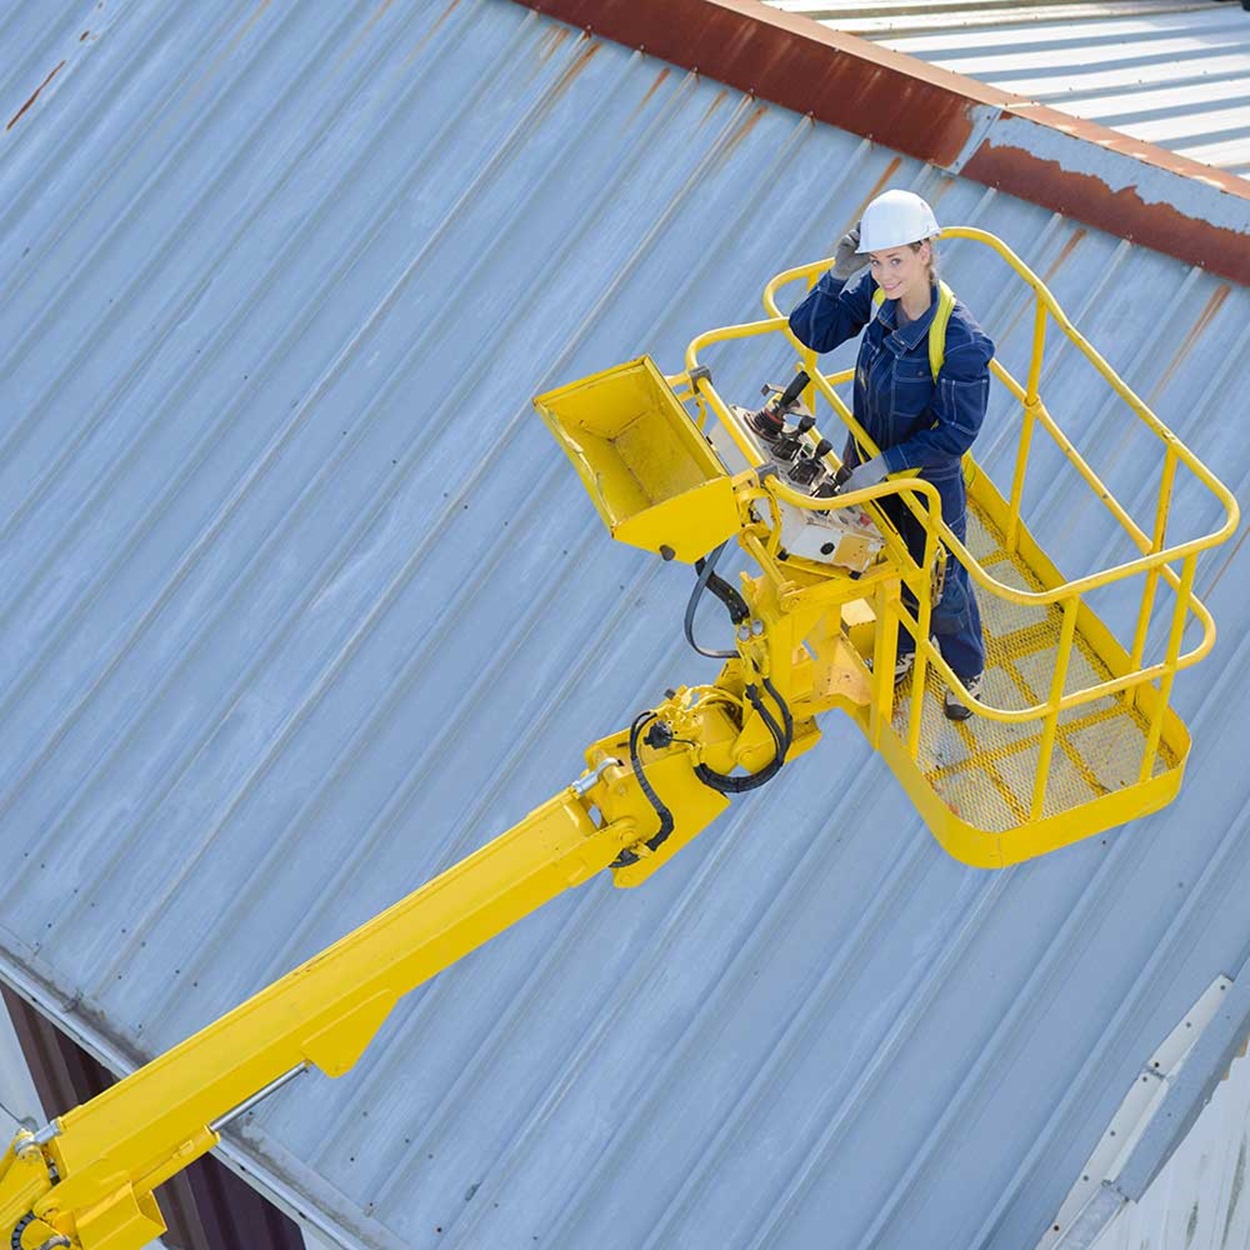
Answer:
[{"left": 872, "top": 279, "right": 956, "bottom": 382}]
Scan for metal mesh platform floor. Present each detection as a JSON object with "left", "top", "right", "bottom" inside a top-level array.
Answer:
[{"left": 891, "top": 504, "right": 1179, "bottom": 833}]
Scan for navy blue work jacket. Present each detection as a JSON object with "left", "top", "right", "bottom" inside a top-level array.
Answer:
[{"left": 788, "top": 269, "right": 995, "bottom": 482}]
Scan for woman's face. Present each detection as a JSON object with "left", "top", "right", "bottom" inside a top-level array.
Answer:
[{"left": 869, "top": 241, "right": 931, "bottom": 304}]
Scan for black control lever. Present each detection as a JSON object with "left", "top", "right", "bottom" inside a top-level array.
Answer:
[
  {"left": 772, "top": 413, "right": 817, "bottom": 461},
  {"left": 775, "top": 369, "right": 810, "bottom": 411},
  {"left": 814, "top": 462, "right": 854, "bottom": 498},
  {"left": 787, "top": 437, "right": 833, "bottom": 487},
  {"left": 746, "top": 370, "right": 811, "bottom": 443}
]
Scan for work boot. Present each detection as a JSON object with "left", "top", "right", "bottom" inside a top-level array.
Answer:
[
  {"left": 944, "top": 672, "right": 983, "bottom": 722},
  {"left": 868, "top": 651, "right": 915, "bottom": 684}
]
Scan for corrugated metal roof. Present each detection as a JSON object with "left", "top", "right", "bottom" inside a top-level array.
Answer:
[
  {"left": 765, "top": 1, "right": 1250, "bottom": 177},
  {"left": 1, "top": 2, "right": 1249, "bottom": 1248}
]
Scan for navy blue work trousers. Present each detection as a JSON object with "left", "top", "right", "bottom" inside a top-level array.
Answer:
[{"left": 877, "top": 469, "right": 985, "bottom": 682}]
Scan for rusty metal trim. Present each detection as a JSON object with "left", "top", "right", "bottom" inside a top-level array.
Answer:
[{"left": 513, "top": 0, "right": 1250, "bottom": 285}]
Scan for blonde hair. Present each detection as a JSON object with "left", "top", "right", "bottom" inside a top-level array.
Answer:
[{"left": 910, "top": 239, "right": 940, "bottom": 280}]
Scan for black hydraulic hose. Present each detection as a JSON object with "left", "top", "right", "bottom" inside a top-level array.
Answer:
[
  {"left": 705, "top": 568, "right": 750, "bottom": 626},
  {"left": 11, "top": 1214, "right": 34, "bottom": 1250},
  {"left": 694, "top": 687, "right": 783, "bottom": 794},
  {"left": 610, "top": 677, "right": 793, "bottom": 866},
  {"left": 761, "top": 674, "right": 794, "bottom": 757},
  {"left": 610, "top": 710, "right": 679, "bottom": 869},
  {"left": 614, "top": 563, "right": 796, "bottom": 863},
  {"left": 686, "top": 541, "right": 748, "bottom": 660},
  {"left": 694, "top": 679, "right": 793, "bottom": 795},
  {"left": 10, "top": 1214, "right": 66, "bottom": 1250}
]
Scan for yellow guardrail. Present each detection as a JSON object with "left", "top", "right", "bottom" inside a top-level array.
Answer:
[{"left": 679, "top": 228, "right": 1238, "bottom": 826}]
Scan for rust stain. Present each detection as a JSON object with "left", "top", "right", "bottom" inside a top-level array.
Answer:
[
  {"left": 851, "top": 157, "right": 903, "bottom": 227},
  {"left": 80, "top": 30, "right": 90, "bottom": 41},
  {"left": 700, "top": 88, "right": 728, "bottom": 128},
  {"left": 546, "top": 36, "right": 600, "bottom": 98},
  {"left": 6, "top": 61, "right": 66, "bottom": 132},
  {"left": 1012, "top": 102, "right": 1250, "bottom": 202},
  {"left": 721, "top": 102, "right": 767, "bottom": 156},
  {"left": 700, "top": 98, "right": 769, "bottom": 177},
  {"left": 1042, "top": 228, "right": 1087, "bottom": 284},
  {"left": 169, "top": 0, "right": 273, "bottom": 123},
  {"left": 964, "top": 142, "right": 1250, "bottom": 286},
  {"left": 228, "top": 0, "right": 271, "bottom": 54},
  {"left": 925, "top": 179, "right": 959, "bottom": 213},
  {"left": 337, "top": 0, "right": 396, "bottom": 67},
  {"left": 815, "top": 156, "right": 903, "bottom": 254},
  {"left": 178, "top": 0, "right": 272, "bottom": 116},
  {"left": 1149, "top": 284, "right": 1232, "bottom": 401},
  {"left": 992, "top": 226, "right": 1088, "bottom": 346},
  {"left": 404, "top": 0, "right": 464, "bottom": 67},
  {"left": 627, "top": 65, "right": 671, "bottom": 123},
  {"left": 537, "top": 24, "right": 572, "bottom": 62}
]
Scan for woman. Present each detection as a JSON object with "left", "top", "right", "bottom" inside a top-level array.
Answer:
[{"left": 788, "top": 189, "right": 993, "bottom": 721}]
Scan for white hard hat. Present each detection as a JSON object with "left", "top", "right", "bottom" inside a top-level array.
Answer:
[{"left": 856, "top": 189, "right": 941, "bottom": 253}]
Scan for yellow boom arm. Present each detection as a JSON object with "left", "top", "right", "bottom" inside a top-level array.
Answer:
[
  {"left": 0, "top": 772, "right": 663, "bottom": 1242},
  {"left": 1, "top": 666, "right": 808, "bottom": 1249}
]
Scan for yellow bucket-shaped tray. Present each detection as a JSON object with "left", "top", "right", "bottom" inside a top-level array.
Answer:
[{"left": 534, "top": 356, "right": 740, "bottom": 564}]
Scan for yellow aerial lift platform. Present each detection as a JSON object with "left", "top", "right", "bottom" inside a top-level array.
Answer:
[
  {"left": 0, "top": 230, "right": 1237, "bottom": 1249},
  {"left": 540, "top": 227, "right": 1238, "bottom": 869}
]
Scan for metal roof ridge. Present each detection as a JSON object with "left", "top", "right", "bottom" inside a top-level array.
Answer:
[{"left": 514, "top": 0, "right": 1250, "bottom": 285}]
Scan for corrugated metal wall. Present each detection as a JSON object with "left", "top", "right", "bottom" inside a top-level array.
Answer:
[
  {"left": 766, "top": 0, "right": 1250, "bottom": 176},
  {"left": 1, "top": 3, "right": 1249, "bottom": 1248},
  {"left": 1094, "top": 1048, "right": 1250, "bottom": 1250}
]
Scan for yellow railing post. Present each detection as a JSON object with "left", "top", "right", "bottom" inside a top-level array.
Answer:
[
  {"left": 1006, "top": 299, "right": 1048, "bottom": 555},
  {"left": 1006, "top": 400, "right": 1037, "bottom": 557},
  {"left": 1025, "top": 296, "right": 1048, "bottom": 404},
  {"left": 870, "top": 578, "right": 900, "bottom": 751},
  {"left": 800, "top": 272, "right": 820, "bottom": 415},
  {"left": 907, "top": 526, "right": 940, "bottom": 760},
  {"left": 1139, "top": 552, "right": 1197, "bottom": 782},
  {"left": 1128, "top": 447, "right": 1180, "bottom": 692},
  {"left": 1031, "top": 596, "right": 1080, "bottom": 820}
]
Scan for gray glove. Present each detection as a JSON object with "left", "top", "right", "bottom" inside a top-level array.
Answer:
[
  {"left": 831, "top": 223, "right": 869, "bottom": 281},
  {"left": 837, "top": 455, "right": 887, "bottom": 495}
]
